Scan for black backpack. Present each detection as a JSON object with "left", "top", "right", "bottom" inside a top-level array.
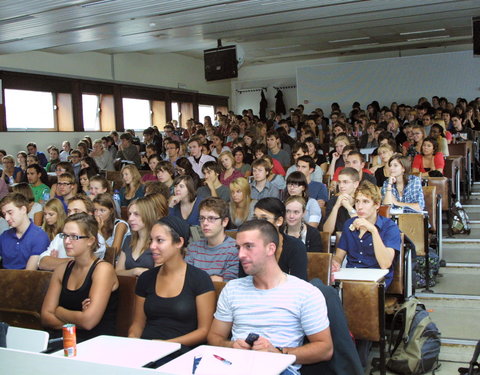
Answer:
[
  {"left": 387, "top": 298, "right": 441, "bottom": 374},
  {"left": 450, "top": 201, "right": 471, "bottom": 235}
]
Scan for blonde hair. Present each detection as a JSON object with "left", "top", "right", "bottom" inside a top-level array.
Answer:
[
  {"left": 42, "top": 198, "right": 67, "bottom": 241},
  {"left": 218, "top": 151, "right": 235, "bottom": 171},
  {"left": 121, "top": 165, "right": 142, "bottom": 196},
  {"left": 229, "top": 177, "right": 252, "bottom": 224},
  {"left": 334, "top": 135, "right": 350, "bottom": 147},
  {"left": 129, "top": 195, "right": 163, "bottom": 254},
  {"left": 354, "top": 181, "right": 382, "bottom": 205}
]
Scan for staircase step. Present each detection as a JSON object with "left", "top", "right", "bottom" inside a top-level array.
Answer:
[{"left": 428, "top": 267, "right": 480, "bottom": 295}]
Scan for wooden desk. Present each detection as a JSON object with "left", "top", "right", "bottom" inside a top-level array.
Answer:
[
  {"left": 334, "top": 268, "right": 388, "bottom": 283},
  {"left": 51, "top": 335, "right": 180, "bottom": 368},
  {"left": 157, "top": 345, "right": 296, "bottom": 375}
]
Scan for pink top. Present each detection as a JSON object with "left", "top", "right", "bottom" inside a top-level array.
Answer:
[
  {"left": 219, "top": 169, "right": 243, "bottom": 186},
  {"left": 412, "top": 152, "right": 445, "bottom": 173},
  {"left": 141, "top": 173, "right": 158, "bottom": 183}
]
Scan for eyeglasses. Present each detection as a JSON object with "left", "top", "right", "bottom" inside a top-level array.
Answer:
[
  {"left": 199, "top": 216, "right": 222, "bottom": 223},
  {"left": 59, "top": 233, "right": 89, "bottom": 241}
]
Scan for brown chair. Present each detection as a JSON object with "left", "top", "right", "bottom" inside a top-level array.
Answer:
[
  {"left": 378, "top": 205, "right": 391, "bottom": 218},
  {"left": 422, "top": 186, "right": 437, "bottom": 233},
  {"left": 397, "top": 213, "right": 426, "bottom": 257},
  {"left": 213, "top": 281, "right": 226, "bottom": 303},
  {"left": 306, "top": 252, "right": 332, "bottom": 285},
  {"left": 444, "top": 156, "right": 462, "bottom": 201},
  {"left": 319, "top": 231, "right": 331, "bottom": 254},
  {"left": 342, "top": 281, "right": 386, "bottom": 374},
  {"left": 115, "top": 275, "right": 137, "bottom": 337},
  {"left": 385, "top": 234, "right": 406, "bottom": 313},
  {"left": 0, "top": 270, "right": 52, "bottom": 330},
  {"left": 103, "top": 246, "right": 116, "bottom": 265},
  {"left": 120, "top": 206, "right": 129, "bottom": 221}
]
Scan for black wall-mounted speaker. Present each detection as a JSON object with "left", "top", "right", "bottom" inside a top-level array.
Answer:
[
  {"left": 474, "top": 17, "right": 480, "bottom": 55},
  {"left": 204, "top": 45, "right": 238, "bottom": 81}
]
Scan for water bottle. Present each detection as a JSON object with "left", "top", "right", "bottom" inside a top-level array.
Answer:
[
  {"left": 113, "top": 190, "right": 121, "bottom": 205},
  {"left": 43, "top": 188, "right": 50, "bottom": 204}
]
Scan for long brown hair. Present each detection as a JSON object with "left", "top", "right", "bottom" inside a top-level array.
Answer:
[
  {"left": 42, "top": 198, "right": 67, "bottom": 240},
  {"left": 92, "top": 193, "right": 116, "bottom": 240},
  {"left": 121, "top": 165, "right": 142, "bottom": 196}
]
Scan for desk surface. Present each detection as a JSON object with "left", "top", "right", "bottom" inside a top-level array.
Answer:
[
  {"left": 51, "top": 335, "right": 180, "bottom": 368},
  {"left": 334, "top": 268, "right": 388, "bottom": 282},
  {"left": 157, "top": 345, "right": 296, "bottom": 375}
]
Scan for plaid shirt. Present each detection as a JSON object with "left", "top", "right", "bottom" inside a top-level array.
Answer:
[{"left": 381, "top": 174, "right": 425, "bottom": 212}]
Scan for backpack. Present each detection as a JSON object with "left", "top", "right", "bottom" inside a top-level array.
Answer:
[
  {"left": 387, "top": 298, "right": 441, "bottom": 375},
  {"left": 414, "top": 250, "right": 440, "bottom": 288},
  {"left": 458, "top": 340, "right": 480, "bottom": 375},
  {"left": 450, "top": 201, "right": 471, "bottom": 235}
]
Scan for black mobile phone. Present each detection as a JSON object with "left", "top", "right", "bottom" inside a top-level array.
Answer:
[{"left": 245, "top": 332, "right": 259, "bottom": 346}]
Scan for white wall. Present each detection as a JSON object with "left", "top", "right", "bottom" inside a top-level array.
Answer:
[
  {"left": 297, "top": 50, "right": 480, "bottom": 113},
  {"left": 0, "top": 51, "right": 230, "bottom": 96},
  {"left": 232, "top": 43, "right": 474, "bottom": 114}
]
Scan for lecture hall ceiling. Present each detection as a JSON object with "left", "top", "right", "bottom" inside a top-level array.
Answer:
[{"left": 1, "top": 0, "right": 479, "bottom": 65}]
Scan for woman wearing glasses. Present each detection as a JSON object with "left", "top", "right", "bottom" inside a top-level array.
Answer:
[
  {"left": 129, "top": 216, "right": 215, "bottom": 357},
  {"left": 41, "top": 212, "right": 119, "bottom": 344}
]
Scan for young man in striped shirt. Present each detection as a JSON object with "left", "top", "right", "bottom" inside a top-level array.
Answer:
[
  {"left": 185, "top": 197, "right": 239, "bottom": 281},
  {"left": 208, "top": 219, "right": 333, "bottom": 375}
]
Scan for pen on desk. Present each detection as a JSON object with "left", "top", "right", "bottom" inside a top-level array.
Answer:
[
  {"left": 213, "top": 354, "right": 232, "bottom": 365},
  {"left": 192, "top": 355, "right": 202, "bottom": 374}
]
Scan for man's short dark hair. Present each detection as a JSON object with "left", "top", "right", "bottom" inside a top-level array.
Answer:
[
  {"left": 120, "top": 133, "right": 133, "bottom": 141},
  {"left": 143, "top": 127, "right": 155, "bottom": 135},
  {"left": 202, "top": 160, "right": 221, "bottom": 175},
  {"left": 347, "top": 151, "right": 365, "bottom": 163},
  {"left": 238, "top": 219, "right": 279, "bottom": 248},
  {"left": 26, "top": 142, "right": 37, "bottom": 149},
  {"left": 296, "top": 155, "right": 316, "bottom": 170},
  {"left": 27, "top": 164, "right": 43, "bottom": 174},
  {"left": 199, "top": 197, "right": 229, "bottom": 219},
  {"left": 338, "top": 167, "right": 360, "bottom": 182},
  {"left": 255, "top": 197, "right": 285, "bottom": 219}
]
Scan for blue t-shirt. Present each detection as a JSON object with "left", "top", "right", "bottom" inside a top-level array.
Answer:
[
  {"left": 308, "top": 181, "right": 329, "bottom": 202},
  {"left": 337, "top": 215, "right": 401, "bottom": 288},
  {"left": 169, "top": 197, "right": 202, "bottom": 226},
  {"left": 0, "top": 221, "right": 50, "bottom": 269}
]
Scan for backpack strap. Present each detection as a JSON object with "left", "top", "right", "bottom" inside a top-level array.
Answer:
[{"left": 388, "top": 298, "right": 419, "bottom": 356}]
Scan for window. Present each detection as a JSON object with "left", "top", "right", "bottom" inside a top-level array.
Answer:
[
  {"left": 199, "top": 105, "right": 215, "bottom": 124},
  {"left": 123, "top": 98, "right": 151, "bottom": 130},
  {"left": 82, "top": 94, "right": 100, "bottom": 131},
  {"left": 171, "top": 102, "right": 180, "bottom": 125},
  {"left": 4, "top": 89, "right": 56, "bottom": 130}
]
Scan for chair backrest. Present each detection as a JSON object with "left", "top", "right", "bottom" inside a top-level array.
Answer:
[
  {"left": 115, "top": 275, "right": 137, "bottom": 337},
  {"left": 103, "top": 246, "right": 116, "bottom": 265},
  {"left": 6, "top": 326, "right": 49, "bottom": 352},
  {"left": 306, "top": 252, "right": 332, "bottom": 285},
  {"left": 426, "top": 176, "right": 449, "bottom": 211},
  {"left": 386, "top": 233, "right": 405, "bottom": 296},
  {"left": 319, "top": 231, "right": 331, "bottom": 254},
  {"left": 213, "top": 281, "right": 226, "bottom": 304},
  {"left": 422, "top": 186, "right": 437, "bottom": 232},
  {"left": 397, "top": 213, "right": 426, "bottom": 256},
  {"left": 0, "top": 270, "right": 52, "bottom": 330},
  {"left": 225, "top": 230, "right": 237, "bottom": 240},
  {"left": 378, "top": 205, "right": 391, "bottom": 218},
  {"left": 342, "top": 281, "right": 384, "bottom": 342},
  {"left": 120, "top": 206, "right": 129, "bottom": 221}
]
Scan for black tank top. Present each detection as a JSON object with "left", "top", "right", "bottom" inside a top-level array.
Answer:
[{"left": 59, "top": 258, "right": 118, "bottom": 342}]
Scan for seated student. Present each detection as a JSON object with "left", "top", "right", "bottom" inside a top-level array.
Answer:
[
  {"left": 78, "top": 167, "right": 96, "bottom": 196},
  {"left": 412, "top": 137, "right": 445, "bottom": 177},
  {"left": 155, "top": 161, "right": 175, "bottom": 196},
  {"left": 238, "top": 197, "right": 308, "bottom": 281},
  {"left": 93, "top": 193, "right": 130, "bottom": 259},
  {"left": 26, "top": 142, "right": 48, "bottom": 167},
  {"left": 2, "top": 155, "right": 23, "bottom": 185},
  {"left": 330, "top": 145, "right": 356, "bottom": 183},
  {"left": 429, "top": 123, "right": 449, "bottom": 157},
  {"left": 284, "top": 196, "right": 323, "bottom": 253},
  {"left": 229, "top": 177, "right": 256, "bottom": 228},
  {"left": 115, "top": 132, "right": 141, "bottom": 167},
  {"left": 332, "top": 181, "right": 401, "bottom": 289},
  {"left": 451, "top": 113, "right": 474, "bottom": 141},
  {"left": 250, "top": 158, "right": 280, "bottom": 200},
  {"left": 197, "top": 161, "right": 231, "bottom": 202},
  {"left": 90, "top": 138, "right": 115, "bottom": 171},
  {"left": 370, "top": 144, "right": 395, "bottom": 187},
  {"left": 175, "top": 157, "right": 202, "bottom": 190},
  {"left": 187, "top": 136, "right": 216, "bottom": 179},
  {"left": 41, "top": 213, "right": 119, "bottom": 343},
  {"left": 344, "top": 151, "right": 377, "bottom": 185},
  {"left": 327, "top": 135, "right": 351, "bottom": 177},
  {"left": 232, "top": 147, "right": 251, "bottom": 178},
  {"left": 263, "top": 155, "right": 286, "bottom": 191},
  {"left": 168, "top": 175, "right": 202, "bottom": 226},
  {"left": 119, "top": 165, "right": 145, "bottom": 207},
  {"left": 116, "top": 195, "right": 167, "bottom": 276},
  {"left": 38, "top": 195, "right": 107, "bottom": 271},
  {"left": 304, "top": 136, "right": 328, "bottom": 171},
  {"left": 186, "top": 197, "right": 239, "bottom": 282},
  {"left": 140, "top": 154, "right": 161, "bottom": 183},
  {"left": 322, "top": 168, "right": 360, "bottom": 235},
  {"left": 12, "top": 182, "right": 44, "bottom": 226},
  {"left": 43, "top": 198, "right": 67, "bottom": 241},
  {"left": 284, "top": 171, "right": 322, "bottom": 227},
  {"left": 49, "top": 162, "right": 76, "bottom": 199},
  {"left": 266, "top": 130, "right": 291, "bottom": 170},
  {"left": 296, "top": 156, "right": 329, "bottom": 207},
  {"left": 382, "top": 154, "right": 425, "bottom": 213},
  {"left": 285, "top": 142, "right": 324, "bottom": 183},
  {"left": 27, "top": 164, "right": 50, "bottom": 204},
  {"left": 53, "top": 172, "right": 77, "bottom": 211},
  {"left": 210, "top": 134, "right": 230, "bottom": 159},
  {"left": 0, "top": 193, "right": 50, "bottom": 269},
  {"left": 69, "top": 149, "right": 83, "bottom": 178},
  {"left": 253, "top": 143, "right": 285, "bottom": 176},
  {"left": 208, "top": 219, "right": 333, "bottom": 375},
  {"left": 128, "top": 216, "right": 215, "bottom": 355},
  {"left": 219, "top": 151, "right": 243, "bottom": 187}
]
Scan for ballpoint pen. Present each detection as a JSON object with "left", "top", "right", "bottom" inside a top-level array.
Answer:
[{"left": 213, "top": 354, "right": 232, "bottom": 365}]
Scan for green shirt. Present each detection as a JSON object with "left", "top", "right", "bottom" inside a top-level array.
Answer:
[{"left": 30, "top": 184, "right": 50, "bottom": 203}]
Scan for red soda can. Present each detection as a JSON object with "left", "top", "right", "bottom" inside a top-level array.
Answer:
[{"left": 62, "top": 323, "right": 77, "bottom": 357}]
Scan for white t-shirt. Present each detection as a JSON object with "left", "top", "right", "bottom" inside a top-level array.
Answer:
[{"left": 215, "top": 274, "right": 329, "bottom": 375}]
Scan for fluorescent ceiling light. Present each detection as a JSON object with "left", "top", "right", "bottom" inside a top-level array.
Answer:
[
  {"left": 328, "top": 37, "right": 370, "bottom": 43},
  {"left": 400, "top": 28, "right": 446, "bottom": 36},
  {"left": 266, "top": 44, "right": 301, "bottom": 50},
  {"left": 407, "top": 35, "right": 450, "bottom": 42}
]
